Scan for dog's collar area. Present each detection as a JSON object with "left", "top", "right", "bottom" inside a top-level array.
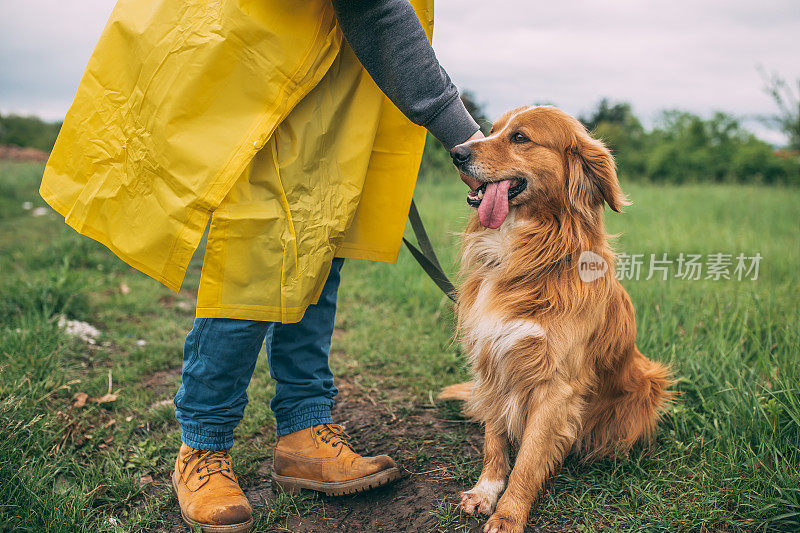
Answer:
[{"left": 466, "top": 178, "right": 527, "bottom": 207}]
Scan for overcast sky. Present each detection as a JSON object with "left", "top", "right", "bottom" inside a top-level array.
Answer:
[{"left": 2, "top": 0, "right": 798, "bottom": 144}]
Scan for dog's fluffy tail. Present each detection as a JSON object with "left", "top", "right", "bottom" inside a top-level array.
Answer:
[
  {"left": 437, "top": 381, "right": 475, "bottom": 401},
  {"left": 579, "top": 348, "right": 673, "bottom": 460}
]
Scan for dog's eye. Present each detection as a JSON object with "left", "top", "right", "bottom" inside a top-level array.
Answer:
[{"left": 511, "top": 132, "right": 529, "bottom": 143}]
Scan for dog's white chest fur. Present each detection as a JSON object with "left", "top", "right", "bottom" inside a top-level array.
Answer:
[{"left": 462, "top": 279, "right": 546, "bottom": 368}]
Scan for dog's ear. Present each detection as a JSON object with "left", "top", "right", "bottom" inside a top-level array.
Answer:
[{"left": 566, "top": 132, "right": 630, "bottom": 215}]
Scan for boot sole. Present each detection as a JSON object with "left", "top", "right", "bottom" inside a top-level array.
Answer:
[
  {"left": 271, "top": 467, "right": 402, "bottom": 496},
  {"left": 171, "top": 473, "right": 253, "bottom": 533}
]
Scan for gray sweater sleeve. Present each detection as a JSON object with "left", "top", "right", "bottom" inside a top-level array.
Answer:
[{"left": 331, "top": 0, "right": 480, "bottom": 150}]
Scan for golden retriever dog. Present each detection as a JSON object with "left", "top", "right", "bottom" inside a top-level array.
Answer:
[{"left": 440, "top": 106, "right": 672, "bottom": 533}]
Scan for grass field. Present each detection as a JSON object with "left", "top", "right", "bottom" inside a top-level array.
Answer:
[{"left": 0, "top": 160, "right": 798, "bottom": 532}]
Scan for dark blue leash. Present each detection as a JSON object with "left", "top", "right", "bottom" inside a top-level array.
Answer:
[{"left": 402, "top": 200, "right": 458, "bottom": 302}]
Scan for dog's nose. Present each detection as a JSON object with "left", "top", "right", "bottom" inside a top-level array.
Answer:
[{"left": 451, "top": 145, "right": 471, "bottom": 164}]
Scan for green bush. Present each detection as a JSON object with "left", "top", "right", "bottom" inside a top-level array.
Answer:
[
  {"left": 589, "top": 105, "right": 799, "bottom": 185},
  {"left": 0, "top": 114, "right": 61, "bottom": 152}
]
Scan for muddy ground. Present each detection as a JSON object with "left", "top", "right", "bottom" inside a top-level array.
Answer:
[{"left": 153, "top": 376, "right": 550, "bottom": 533}]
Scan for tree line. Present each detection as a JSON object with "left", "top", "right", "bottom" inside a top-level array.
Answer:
[
  {"left": 422, "top": 86, "right": 799, "bottom": 186},
  {"left": 2, "top": 80, "right": 798, "bottom": 185},
  {"left": 578, "top": 99, "right": 798, "bottom": 185}
]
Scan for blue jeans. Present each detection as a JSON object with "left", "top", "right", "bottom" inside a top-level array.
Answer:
[{"left": 173, "top": 258, "right": 343, "bottom": 450}]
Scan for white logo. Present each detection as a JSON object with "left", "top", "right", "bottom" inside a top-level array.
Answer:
[{"left": 578, "top": 251, "right": 608, "bottom": 282}]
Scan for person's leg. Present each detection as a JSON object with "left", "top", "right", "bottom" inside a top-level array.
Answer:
[
  {"left": 172, "top": 317, "right": 270, "bottom": 532},
  {"left": 267, "top": 258, "right": 343, "bottom": 436},
  {"left": 174, "top": 317, "right": 270, "bottom": 449},
  {"left": 269, "top": 258, "right": 401, "bottom": 495}
]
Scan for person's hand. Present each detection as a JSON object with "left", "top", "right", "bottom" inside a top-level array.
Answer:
[{"left": 451, "top": 130, "right": 483, "bottom": 190}]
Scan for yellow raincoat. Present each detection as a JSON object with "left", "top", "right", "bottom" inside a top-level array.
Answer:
[{"left": 40, "top": 0, "right": 433, "bottom": 322}]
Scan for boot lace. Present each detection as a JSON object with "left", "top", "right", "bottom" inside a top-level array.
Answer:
[
  {"left": 184, "top": 449, "right": 233, "bottom": 481},
  {"left": 314, "top": 424, "right": 354, "bottom": 452}
]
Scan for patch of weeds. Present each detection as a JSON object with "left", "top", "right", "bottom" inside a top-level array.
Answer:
[
  {"left": 0, "top": 259, "right": 93, "bottom": 322},
  {"left": 428, "top": 498, "right": 470, "bottom": 532},
  {"left": 125, "top": 435, "right": 181, "bottom": 477},
  {"left": 448, "top": 456, "right": 481, "bottom": 484}
]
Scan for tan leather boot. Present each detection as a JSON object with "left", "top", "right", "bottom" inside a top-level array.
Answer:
[
  {"left": 172, "top": 444, "right": 253, "bottom": 533},
  {"left": 271, "top": 423, "right": 401, "bottom": 496}
]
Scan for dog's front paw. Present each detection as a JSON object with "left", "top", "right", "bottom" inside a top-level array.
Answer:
[
  {"left": 459, "top": 478, "right": 505, "bottom": 516},
  {"left": 483, "top": 512, "right": 524, "bottom": 533},
  {"left": 459, "top": 490, "right": 496, "bottom": 516}
]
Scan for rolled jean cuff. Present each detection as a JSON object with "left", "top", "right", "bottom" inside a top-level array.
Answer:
[
  {"left": 180, "top": 425, "right": 234, "bottom": 451},
  {"left": 275, "top": 403, "right": 333, "bottom": 437}
]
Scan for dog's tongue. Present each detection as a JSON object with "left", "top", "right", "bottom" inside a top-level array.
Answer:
[{"left": 478, "top": 180, "right": 512, "bottom": 229}]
